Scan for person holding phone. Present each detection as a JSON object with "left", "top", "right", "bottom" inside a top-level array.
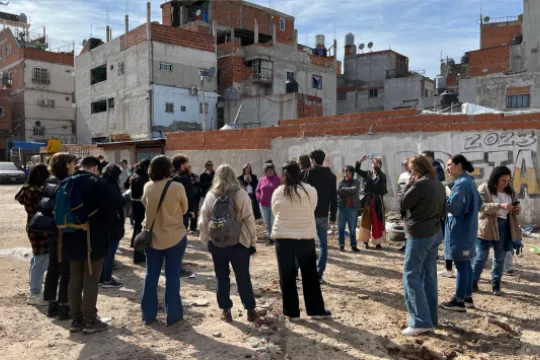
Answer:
[{"left": 472, "top": 166, "right": 522, "bottom": 297}]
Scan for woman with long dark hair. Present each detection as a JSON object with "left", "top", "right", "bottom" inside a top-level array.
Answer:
[
  {"left": 237, "top": 163, "right": 261, "bottom": 220},
  {"left": 441, "top": 154, "right": 482, "bottom": 312},
  {"left": 42, "top": 153, "right": 77, "bottom": 320},
  {"left": 130, "top": 159, "right": 151, "bottom": 264},
  {"left": 473, "top": 166, "right": 521, "bottom": 296},
  {"left": 400, "top": 156, "right": 446, "bottom": 336},
  {"left": 271, "top": 161, "right": 331, "bottom": 320},
  {"left": 100, "top": 164, "right": 127, "bottom": 288},
  {"left": 15, "top": 164, "right": 50, "bottom": 305}
]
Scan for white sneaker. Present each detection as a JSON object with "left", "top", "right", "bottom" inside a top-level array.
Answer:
[
  {"left": 439, "top": 269, "right": 456, "bottom": 278},
  {"left": 401, "top": 327, "right": 432, "bottom": 336},
  {"left": 27, "top": 294, "right": 48, "bottom": 306}
]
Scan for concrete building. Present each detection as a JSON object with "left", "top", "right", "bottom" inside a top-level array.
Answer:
[
  {"left": 337, "top": 35, "right": 434, "bottom": 114},
  {"left": 75, "top": 3, "right": 218, "bottom": 149},
  {"left": 0, "top": 12, "right": 75, "bottom": 145},
  {"left": 161, "top": 0, "right": 338, "bottom": 128}
]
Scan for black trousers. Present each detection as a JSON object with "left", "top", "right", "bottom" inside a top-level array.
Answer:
[
  {"left": 131, "top": 202, "right": 146, "bottom": 264},
  {"left": 190, "top": 197, "right": 200, "bottom": 232},
  {"left": 43, "top": 236, "right": 70, "bottom": 304},
  {"left": 275, "top": 239, "right": 326, "bottom": 317}
]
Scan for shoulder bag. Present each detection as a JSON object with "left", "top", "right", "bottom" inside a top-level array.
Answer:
[{"left": 133, "top": 181, "right": 172, "bottom": 252}]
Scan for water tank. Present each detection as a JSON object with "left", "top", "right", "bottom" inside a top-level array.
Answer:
[
  {"left": 512, "top": 34, "right": 523, "bottom": 45},
  {"left": 448, "top": 58, "right": 456, "bottom": 66},
  {"left": 435, "top": 76, "right": 447, "bottom": 91},
  {"left": 461, "top": 54, "right": 470, "bottom": 64},
  {"left": 19, "top": 13, "right": 27, "bottom": 23},
  {"left": 440, "top": 90, "right": 459, "bottom": 108},
  {"left": 315, "top": 34, "right": 325, "bottom": 48},
  {"left": 286, "top": 79, "right": 299, "bottom": 93},
  {"left": 345, "top": 33, "right": 355, "bottom": 46}
]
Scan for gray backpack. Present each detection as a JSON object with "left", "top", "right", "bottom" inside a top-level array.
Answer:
[{"left": 209, "top": 191, "right": 241, "bottom": 248}]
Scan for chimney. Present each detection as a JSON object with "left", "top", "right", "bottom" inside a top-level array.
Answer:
[
  {"left": 146, "top": 2, "right": 151, "bottom": 40},
  {"left": 125, "top": 15, "right": 129, "bottom": 49}
]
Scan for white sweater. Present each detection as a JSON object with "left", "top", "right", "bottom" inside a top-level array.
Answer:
[{"left": 271, "top": 183, "right": 318, "bottom": 240}]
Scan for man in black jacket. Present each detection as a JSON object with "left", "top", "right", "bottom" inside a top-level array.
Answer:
[
  {"left": 198, "top": 160, "right": 215, "bottom": 201},
  {"left": 63, "top": 156, "right": 111, "bottom": 334},
  {"left": 304, "top": 150, "right": 337, "bottom": 282},
  {"left": 421, "top": 151, "right": 445, "bottom": 182},
  {"left": 171, "top": 154, "right": 194, "bottom": 228}
]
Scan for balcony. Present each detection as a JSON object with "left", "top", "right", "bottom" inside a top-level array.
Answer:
[{"left": 249, "top": 59, "right": 273, "bottom": 84}]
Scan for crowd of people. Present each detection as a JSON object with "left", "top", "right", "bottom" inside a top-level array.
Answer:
[{"left": 14, "top": 148, "right": 524, "bottom": 338}]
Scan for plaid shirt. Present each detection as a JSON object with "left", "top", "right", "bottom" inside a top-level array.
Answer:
[{"left": 16, "top": 185, "right": 49, "bottom": 255}]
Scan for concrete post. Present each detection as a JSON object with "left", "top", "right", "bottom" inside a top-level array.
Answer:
[
  {"left": 212, "top": 20, "right": 217, "bottom": 53},
  {"left": 254, "top": 20, "right": 259, "bottom": 44},
  {"left": 294, "top": 29, "right": 298, "bottom": 47},
  {"left": 106, "top": 25, "right": 110, "bottom": 42},
  {"left": 146, "top": 2, "right": 151, "bottom": 41},
  {"left": 333, "top": 39, "right": 337, "bottom": 57},
  {"left": 272, "top": 23, "right": 276, "bottom": 46},
  {"left": 124, "top": 15, "right": 129, "bottom": 49},
  {"left": 180, "top": 6, "right": 184, "bottom": 27},
  {"left": 231, "top": 28, "right": 235, "bottom": 44}
]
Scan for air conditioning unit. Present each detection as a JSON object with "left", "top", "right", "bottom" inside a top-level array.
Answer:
[{"left": 190, "top": 87, "right": 198, "bottom": 96}]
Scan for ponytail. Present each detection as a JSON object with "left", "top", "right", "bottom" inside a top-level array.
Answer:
[{"left": 451, "top": 154, "right": 474, "bottom": 173}]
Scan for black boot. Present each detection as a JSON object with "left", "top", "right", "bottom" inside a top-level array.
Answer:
[
  {"left": 47, "top": 301, "right": 59, "bottom": 317},
  {"left": 58, "top": 303, "right": 71, "bottom": 321},
  {"left": 473, "top": 280, "right": 479, "bottom": 292},
  {"left": 493, "top": 281, "right": 502, "bottom": 296}
]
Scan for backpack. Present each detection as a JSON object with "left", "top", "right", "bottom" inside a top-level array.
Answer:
[
  {"left": 54, "top": 173, "right": 96, "bottom": 232},
  {"left": 209, "top": 191, "right": 241, "bottom": 248}
]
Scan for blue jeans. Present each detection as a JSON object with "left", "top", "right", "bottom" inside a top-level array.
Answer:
[
  {"left": 101, "top": 240, "right": 120, "bottom": 283},
  {"left": 338, "top": 207, "right": 358, "bottom": 248},
  {"left": 209, "top": 243, "right": 255, "bottom": 310},
  {"left": 29, "top": 254, "right": 49, "bottom": 296},
  {"left": 473, "top": 218, "right": 509, "bottom": 285},
  {"left": 142, "top": 237, "right": 187, "bottom": 325},
  {"left": 316, "top": 217, "right": 329, "bottom": 275},
  {"left": 260, "top": 206, "right": 274, "bottom": 238},
  {"left": 403, "top": 232, "right": 442, "bottom": 329},
  {"left": 454, "top": 260, "right": 473, "bottom": 301}
]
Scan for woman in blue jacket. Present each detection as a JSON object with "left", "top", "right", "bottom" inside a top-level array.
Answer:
[{"left": 440, "top": 154, "right": 482, "bottom": 313}]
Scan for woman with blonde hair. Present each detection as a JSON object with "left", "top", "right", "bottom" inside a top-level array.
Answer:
[
  {"left": 199, "top": 164, "right": 259, "bottom": 323},
  {"left": 400, "top": 155, "right": 446, "bottom": 336}
]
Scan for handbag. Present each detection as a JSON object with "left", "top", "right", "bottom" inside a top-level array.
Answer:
[{"left": 133, "top": 181, "right": 172, "bottom": 252}]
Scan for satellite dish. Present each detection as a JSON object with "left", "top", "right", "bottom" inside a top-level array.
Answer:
[
  {"left": 368, "top": 42, "right": 374, "bottom": 49},
  {"left": 483, "top": 16, "right": 490, "bottom": 23},
  {"left": 359, "top": 43, "right": 365, "bottom": 50},
  {"left": 206, "top": 67, "right": 216, "bottom": 78},
  {"left": 196, "top": 9, "right": 202, "bottom": 16}
]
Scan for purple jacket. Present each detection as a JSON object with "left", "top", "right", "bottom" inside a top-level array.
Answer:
[{"left": 255, "top": 175, "right": 281, "bottom": 207}]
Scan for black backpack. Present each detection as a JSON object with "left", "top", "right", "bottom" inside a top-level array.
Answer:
[{"left": 209, "top": 191, "right": 241, "bottom": 248}]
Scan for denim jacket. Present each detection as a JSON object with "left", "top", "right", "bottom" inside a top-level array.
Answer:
[{"left": 444, "top": 173, "right": 482, "bottom": 261}]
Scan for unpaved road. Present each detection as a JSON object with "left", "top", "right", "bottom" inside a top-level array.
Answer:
[{"left": 1, "top": 184, "right": 539, "bottom": 360}]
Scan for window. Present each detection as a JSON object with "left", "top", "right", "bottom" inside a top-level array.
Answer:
[
  {"left": 91, "top": 100, "right": 107, "bottom": 114},
  {"left": 33, "top": 126, "right": 45, "bottom": 136},
  {"left": 6, "top": 44, "right": 11, "bottom": 56},
  {"left": 369, "top": 88, "right": 378, "bottom": 98},
  {"left": 286, "top": 71, "right": 295, "bottom": 81},
  {"left": 47, "top": 100, "right": 55, "bottom": 108},
  {"left": 507, "top": 94, "right": 530, "bottom": 109},
  {"left": 312, "top": 75, "right": 322, "bottom": 89},
  {"left": 118, "top": 61, "right": 125, "bottom": 75},
  {"left": 110, "top": 64, "right": 114, "bottom": 70},
  {"left": 424, "top": 89, "right": 429, "bottom": 97},
  {"left": 2, "top": 71, "right": 12, "bottom": 87},
  {"left": 32, "top": 67, "right": 50, "bottom": 84},
  {"left": 0, "top": 107, "right": 4, "bottom": 117},
  {"left": 199, "top": 102, "right": 208, "bottom": 114},
  {"left": 181, "top": 106, "right": 186, "bottom": 112},
  {"left": 160, "top": 63, "right": 173, "bottom": 72},
  {"left": 108, "top": 98, "right": 115, "bottom": 109},
  {"left": 90, "top": 65, "right": 107, "bottom": 84},
  {"left": 280, "top": 18, "right": 285, "bottom": 31},
  {"left": 165, "top": 103, "right": 174, "bottom": 113},
  {"left": 337, "top": 91, "right": 347, "bottom": 101},
  {"left": 0, "top": 49, "right": 3, "bottom": 59},
  {"left": 249, "top": 59, "right": 273, "bottom": 83}
]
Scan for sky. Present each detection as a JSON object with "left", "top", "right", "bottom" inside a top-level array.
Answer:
[{"left": 3, "top": 0, "right": 523, "bottom": 78}]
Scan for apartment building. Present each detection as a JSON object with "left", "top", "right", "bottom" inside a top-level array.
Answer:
[
  {"left": 0, "top": 12, "right": 75, "bottom": 145},
  {"left": 161, "top": 0, "right": 338, "bottom": 128}
]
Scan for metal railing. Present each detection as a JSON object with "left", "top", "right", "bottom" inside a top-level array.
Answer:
[{"left": 481, "top": 15, "right": 520, "bottom": 25}]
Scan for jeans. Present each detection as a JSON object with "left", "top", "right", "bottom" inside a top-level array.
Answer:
[
  {"left": 338, "top": 207, "right": 358, "bottom": 248},
  {"left": 100, "top": 240, "right": 120, "bottom": 283},
  {"left": 260, "top": 205, "right": 274, "bottom": 238},
  {"left": 142, "top": 237, "right": 187, "bottom": 325},
  {"left": 403, "top": 232, "right": 442, "bottom": 329},
  {"left": 454, "top": 260, "right": 473, "bottom": 301},
  {"left": 69, "top": 259, "right": 104, "bottom": 323},
  {"left": 473, "top": 239, "right": 506, "bottom": 286},
  {"left": 209, "top": 243, "right": 255, "bottom": 310},
  {"left": 29, "top": 254, "right": 49, "bottom": 296},
  {"left": 316, "top": 217, "right": 329, "bottom": 276},
  {"left": 275, "top": 239, "right": 326, "bottom": 317}
]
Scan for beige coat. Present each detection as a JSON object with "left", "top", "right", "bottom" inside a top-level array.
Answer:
[
  {"left": 477, "top": 183, "right": 522, "bottom": 241},
  {"left": 199, "top": 189, "right": 257, "bottom": 249}
]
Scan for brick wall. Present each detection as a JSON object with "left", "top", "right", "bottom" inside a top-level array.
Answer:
[
  {"left": 161, "top": 2, "right": 172, "bottom": 26},
  {"left": 24, "top": 48, "right": 73, "bottom": 66},
  {"left": 507, "top": 86, "right": 530, "bottom": 95},
  {"left": 0, "top": 95, "right": 12, "bottom": 132},
  {"left": 297, "top": 94, "right": 323, "bottom": 118},
  {"left": 481, "top": 24, "right": 521, "bottom": 49},
  {"left": 308, "top": 53, "right": 335, "bottom": 68},
  {"left": 468, "top": 45, "right": 510, "bottom": 77},
  {"left": 119, "top": 24, "right": 147, "bottom": 51},
  {"left": 0, "top": 29, "right": 23, "bottom": 68},
  {"left": 218, "top": 55, "right": 251, "bottom": 88},
  {"left": 151, "top": 23, "right": 214, "bottom": 52},
  {"left": 166, "top": 108, "right": 540, "bottom": 151}
]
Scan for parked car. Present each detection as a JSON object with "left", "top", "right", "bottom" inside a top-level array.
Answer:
[{"left": 0, "top": 162, "right": 26, "bottom": 184}]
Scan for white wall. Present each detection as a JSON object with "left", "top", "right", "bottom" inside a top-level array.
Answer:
[
  {"left": 25, "top": 59, "right": 75, "bottom": 94},
  {"left": 384, "top": 75, "right": 435, "bottom": 110},
  {"left": 223, "top": 93, "right": 298, "bottom": 127},
  {"left": 152, "top": 85, "right": 219, "bottom": 131}
]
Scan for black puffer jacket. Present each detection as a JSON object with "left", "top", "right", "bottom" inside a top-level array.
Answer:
[
  {"left": 38, "top": 176, "right": 62, "bottom": 235},
  {"left": 130, "top": 167, "right": 149, "bottom": 200},
  {"left": 106, "top": 181, "right": 126, "bottom": 242}
]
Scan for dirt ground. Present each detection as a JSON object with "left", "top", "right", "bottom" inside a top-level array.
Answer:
[{"left": 1, "top": 184, "right": 540, "bottom": 360}]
